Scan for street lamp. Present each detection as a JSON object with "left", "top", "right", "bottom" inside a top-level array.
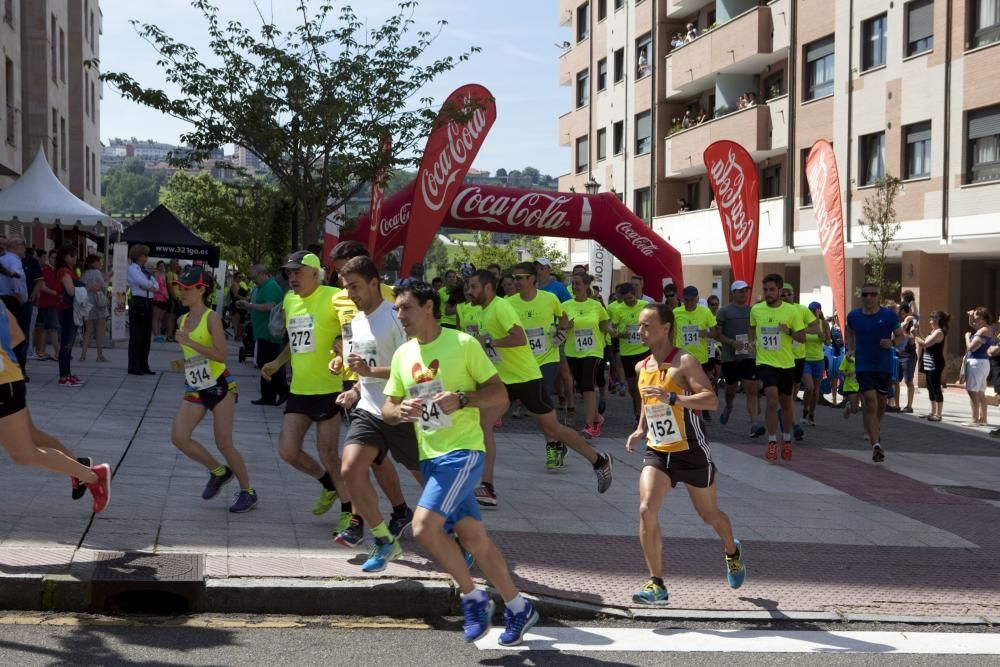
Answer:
[
  {"left": 233, "top": 187, "right": 246, "bottom": 208},
  {"left": 584, "top": 177, "right": 600, "bottom": 195}
]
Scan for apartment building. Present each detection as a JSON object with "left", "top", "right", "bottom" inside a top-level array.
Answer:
[{"left": 558, "top": 0, "right": 1000, "bottom": 358}]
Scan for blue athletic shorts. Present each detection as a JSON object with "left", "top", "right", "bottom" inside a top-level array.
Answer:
[
  {"left": 802, "top": 359, "right": 825, "bottom": 379},
  {"left": 418, "top": 449, "right": 483, "bottom": 533}
]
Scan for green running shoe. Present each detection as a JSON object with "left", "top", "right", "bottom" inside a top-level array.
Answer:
[
  {"left": 312, "top": 488, "right": 338, "bottom": 516},
  {"left": 545, "top": 443, "right": 560, "bottom": 471},
  {"left": 632, "top": 579, "right": 669, "bottom": 604},
  {"left": 333, "top": 510, "right": 353, "bottom": 535}
]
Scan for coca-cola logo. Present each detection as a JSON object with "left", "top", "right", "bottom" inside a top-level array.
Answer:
[
  {"left": 615, "top": 222, "right": 659, "bottom": 257},
  {"left": 806, "top": 149, "right": 841, "bottom": 255},
  {"left": 450, "top": 187, "right": 572, "bottom": 230},
  {"left": 419, "top": 96, "right": 490, "bottom": 212},
  {"left": 708, "top": 148, "right": 756, "bottom": 252},
  {"left": 379, "top": 202, "right": 411, "bottom": 237}
]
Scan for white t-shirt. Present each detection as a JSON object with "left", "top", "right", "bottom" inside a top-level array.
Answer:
[{"left": 349, "top": 299, "right": 408, "bottom": 416}]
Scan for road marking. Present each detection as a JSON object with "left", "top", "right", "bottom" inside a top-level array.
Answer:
[
  {"left": 475, "top": 628, "right": 1000, "bottom": 653},
  {"left": 0, "top": 613, "right": 432, "bottom": 631}
]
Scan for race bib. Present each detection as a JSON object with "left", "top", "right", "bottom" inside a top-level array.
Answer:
[
  {"left": 407, "top": 379, "right": 452, "bottom": 431},
  {"left": 644, "top": 403, "right": 685, "bottom": 449},
  {"left": 341, "top": 322, "right": 353, "bottom": 343},
  {"left": 575, "top": 327, "right": 596, "bottom": 352},
  {"left": 681, "top": 325, "right": 700, "bottom": 347},
  {"left": 288, "top": 316, "right": 315, "bottom": 353},
  {"left": 526, "top": 327, "right": 548, "bottom": 356},
  {"left": 464, "top": 324, "right": 479, "bottom": 337},
  {"left": 626, "top": 324, "right": 642, "bottom": 345},
  {"left": 485, "top": 344, "right": 502, "bottom": 364},
  {"left": 760, "top": 326, "right": 780, "bottom": 351},
  {"left": 184, "top": 355, "right": 215, "bottom": 390},
  {"left": 352, "top": 340, "right": 379, "bottom": 369},
  {"left": 735, "top": 334, "right": 750, "bottom": 354}
]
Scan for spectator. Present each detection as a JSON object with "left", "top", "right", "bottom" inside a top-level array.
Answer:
[
  {"left": 737, "top": 94, "right": 747, "bottom": 110},
  {"left": 747, "top": 92, "right": 757, "bottom": 106},
  {"left": 0, "top": 234, "right": 29, "bottom": 375},
  {"left": 963, "top": 307, "right": 994, "bottom": 427},
  {"left": 152, "top": 260, "right": 169, "bottom": 342},
  {"left": 681, "top": 109, "right": 693, "bottom": 129},
  {"left": 80, "top": 254, "right": 109, "bottom": 363},
  {"left": 127, "top": 244, "right": 159, "bottom": 375},
  {"left": 637, "top": 49, "right": 650, "bottom": 77},
  {"left": 686, "top": 23, "right": 698, "bottom": 41},
  {"left": 164, "top": 260, "right": 181, "bottom": 342},
  {"left": 915, "top": 310, "right": 948, "bottom": 422},
  {"left": 696, "top": 108, "right": 708, "bottom": 124},
  {"left": 671, "top": 33, "right": 685, "bottom": 49},
  {"left": 55, "top": 245, "right": 83, "bottom": 387},
  {"left": 893, "top": 303, "right": 917, "bottom": 413},
  {"left": 21, "top": 245, "right": 43, "bottom": 358},
  {"left": 34, "top": 249, "right": 61, "bottom": 361},
  {"left": 677, "top": 197, "right": 690, "bottom": 212},
  {"left": 900, "top": 289, "right": 919, "bottom": 321}
]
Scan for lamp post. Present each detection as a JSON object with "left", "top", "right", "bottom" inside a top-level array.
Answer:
[{"left": 584, "top": 177, "right": 600, "bottom": 195}]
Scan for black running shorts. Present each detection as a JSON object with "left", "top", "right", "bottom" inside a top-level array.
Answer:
[
  {"left": 285, "top": 392, "right": 341, "bottom": 422},
  {"left": 344, "top": 409, "right": 420, "bottom": 471},
  {"left": 643, "top": 448, "right": 716, "bottom": 489}
]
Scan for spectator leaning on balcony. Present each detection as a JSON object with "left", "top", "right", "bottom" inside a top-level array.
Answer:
[
  {"left": 670, "top": 33, "right": 685, "bottom": 49},
  {"left": 686, "top": 23, "right": 698, "bottom": 42},
  {"left": 696, "top": 108, "right": 708, "bottom": 123},
  {"left": 681, "top": 110, "right": 693, "bottom": 129}
]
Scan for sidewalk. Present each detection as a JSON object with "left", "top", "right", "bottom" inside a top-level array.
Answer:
[{"left": 2, "top": 341, "right": 999, "bottom": 621}]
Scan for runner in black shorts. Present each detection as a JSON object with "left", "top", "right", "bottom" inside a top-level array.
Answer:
[{"left": 285, "top": 392, "right": 341, "bottom": 422}]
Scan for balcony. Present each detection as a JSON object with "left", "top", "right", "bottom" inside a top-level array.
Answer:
[
  {"left": 664, "top": 104, "right": 774, "bottom": 177},
  {"left": 652, "top": 196, "right": 786, "bottom": 261},
  {"left": 665, "top": 4, "right": 786, "bottom": 98}
]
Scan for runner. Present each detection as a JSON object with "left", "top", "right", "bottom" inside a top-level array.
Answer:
[
  {"left": 846, "top": 284, "right": 904, "bottom": 463},
  {"left": 780, "top": 283, "right": 819, "bottom": 439},
  {"left": 609, "top": 282, "right": 649, "bottom": 422},
  {"left": 260, "top": 251, "right": 354, "bottom": 533},
  {"left": 672, "top": 286, "right": 718, "bottom": 421},
  {"left": 839, "top": 351, "right": 861, "bottom": 419},
  {"left": 801, "top": 302, "right": 831, "bottom": 427},
  {"left": 563, "top": 272, "right": 614, "bottom": 437},
  {"left": 750, "top": 274, "right": 807, "bottom": 463},
  {"left": 334, "top": 257, "right": 422, "bottom": 568},
  {"left": 715, "top": 280, "right": 763, "bottom": 435},
  {"left": 465, "top": 269, "right": 613, "bottom": 506},
  {"left": 439, "top": 269, "right": 460, "bottom": 329},
  {"left": 663, "top": 283, "right": 679, "bottom": 310},
  {"left": 0, "top": 300, "right": 110, "bottom": 512},
  {"left": 625, "top": 303, "right": 745, "bottom": 604},
  {"left": 170, "top": 267, "right": 257, "bottom": 513},
  {"left": 382, "top": 281, "right": 540, "bottom": 646}
]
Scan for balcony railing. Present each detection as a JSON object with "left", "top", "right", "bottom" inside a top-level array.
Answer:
[
  {"left": 664, "top": 104, "right": 771, "bottom": 176},
  {"left": 652, "top": 196, "right": 786, "bottom": 257}
]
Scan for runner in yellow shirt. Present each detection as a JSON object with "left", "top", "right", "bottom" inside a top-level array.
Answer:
[
  {"left": 610, "top": 282, "right": 649, "bottom": 422},
  {"left": 780, "top": 283, "right": 819, "bottom": 439},
  {"left": 673, "top": 285, "right": 719, "bottom": 421},
  {"left": 563, "top": 272, "right": 613, "bottom": 437}
]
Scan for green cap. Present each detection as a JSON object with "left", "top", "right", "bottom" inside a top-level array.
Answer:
[{"left": 282, "top": 251, "right": 321, "bottom": 270}]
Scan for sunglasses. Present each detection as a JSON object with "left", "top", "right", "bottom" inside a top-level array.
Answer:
[{"left": 512, "top": 274, "right": 532, "bottom": 279}]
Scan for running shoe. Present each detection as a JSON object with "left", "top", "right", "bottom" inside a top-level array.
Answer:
[
  {"left": 59, "top": 376, "right": 84, "bottom": 387},
  {"left": 594, "top": 452, "right": 613, "bottom": 494},
  {"left": 872, "top": 445, "right": 885, "bottom": 463},
  {"left": 582, "top": 424, "right": 600, "bottom": 438},
  {"left": 86, "top": 464, "right": 112, "bottom": 513},
  {"left": 498, "top": 601, "right": 540, "bottom": 647},
  {"left": 632, "top": 579, "right": 669, "bottom": 604},
  {"left": 71, "top": 456, "right": 93, "bottom": 500},
  {"left": 781, "top": 440, "right": 793, "bottom": 461},
  {"left": 793, "top": 424, "right": 804, "bottom": 441},
  {"left": 475, "top": 483, "right": 497, "bottom": 508},
  {"left": 334, "top": 515, "right": 365, "bottom": 547},
  {"left": 719, "top": 407, "right": 732, "bottom": 425},
  {"left": 843, "top": 406, "right": 852, "bottom": 420},
  {"left": 765, "top": 441, "right": 778, "bottom": 463},
  {"left": 361, "top": 536, "right": 402, "bottom": 573},
  {"left": 229, "top": 489, "right": 258, "bottom": 513},
  {"left": 750, "top": 425, "right": 766, "bottom": 438},
  {"left": 462, "top": 595, "right": 495, "bottom": 642},
  {"left": 312, "top": 488, "right": 338, "bottom": 515},
  {"left": 545, "top": 443, "right": 560, "bottom": 471},
  {"left": 332, "top": 511, "right": 356, "bottom": 540},
  {"left": 598, "top": 395, "right": 607, "bottom": 415},
  {"left": 202, "top": 466, "right": 233, "bottom": 499},
  {"left": 389, "top": 506, "right": 414, "bottom": 538},
  {"left": 557, "top": 442, "right": 568, "bottom": 468},
  {"left": 725, "top": 539, "right": 746, "bottom": 589}
]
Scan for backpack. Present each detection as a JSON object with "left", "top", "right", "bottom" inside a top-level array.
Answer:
[
  {"left": 268, "top": 301, "right": 286, "bottom": 339},
  {"left": 72, "top": 285, "right": 92, "bottom": 326}
]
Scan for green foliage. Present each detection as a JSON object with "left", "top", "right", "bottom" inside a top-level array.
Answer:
[
  {"left": 101, "top": 158, "right": 167, "bottom": 217},
  {"left": 456, "top": 232, "right": 566, "bottom": 273},
  {"left": 102, "top": 0, "right": 479, "bottom": 247},
  {"left": 859, "top": 175, "right": 903, "bottom": 301},
  {"left": 424, "top": 237, "right": 450, "bottom": 278}
]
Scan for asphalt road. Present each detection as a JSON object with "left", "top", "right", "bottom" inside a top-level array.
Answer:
[{"left": 0, "top": 613, "right": 997, "bottom": 666}]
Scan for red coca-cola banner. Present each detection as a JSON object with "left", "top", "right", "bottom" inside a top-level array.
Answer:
[
  {"left": 345, "top": 184, "right": 683, "bottom": 301},
  {"left": 401, "top": 84, "right": 497, "bottom": 277},
  {"left": 805, "top": 140, "right": 847, "bottom": 325},
  {"left": 367, "top": 135, "right": 393, "bottom": 260},
  {"left": 704, "top": 141, "right": 759, "bottom": 286}
]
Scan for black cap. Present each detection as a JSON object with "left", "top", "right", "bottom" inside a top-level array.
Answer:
[{"left": 175, "top": 266, "right": 211, "bottom": 288}]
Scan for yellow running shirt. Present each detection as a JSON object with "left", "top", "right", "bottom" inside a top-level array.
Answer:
[
  {"left": 457, "top": 302, "right": 483, "bottom": 338},
  {"left": 791, "top": 303, "right": 816, "bottom": 360},
  {"left": 750, "top": 301, "right": 804, "bottom": 369},
  {"left": 439, "top": 287, "right": 457, "bottom": 327},
  {"left": 284, "top": 285, "right": 343, "bottom": 395},
  {"left": 563, "top": 298, "right": 609, "bottom": 359},
  {"left": 611, "top": 300, "right": 649, "bottom": 357},
  {"left": 332, "top": 283, "right": 395, "bottom": 382},
  {"left": 479, "top": 295, "right": 542, "bottom": 383},
  {"left": 506, "top": 290, "right": 564, "bottom": 367},
  {"left": 672, "top": 305, "right": 717, "bottom": 364},
  {"left": 178, "top": 310, "right": 227, "bottom": 389}
]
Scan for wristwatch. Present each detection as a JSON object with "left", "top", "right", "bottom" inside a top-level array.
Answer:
[
  {"left": 483, "top": 334, "right": 494, "bottom": 347},
  {"left": 668, "top": 392, "right": 678, "bottom": 406},
  {"left": 457, "top": 391, "right": 470, "bottom": 408}
]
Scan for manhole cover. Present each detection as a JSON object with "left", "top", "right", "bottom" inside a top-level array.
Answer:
[
  {"left": 936, "top": 485, "right": 1000, "bottom": 500},
  {"left": 93, "top": 552, "right": 204, "bottom": 582}
]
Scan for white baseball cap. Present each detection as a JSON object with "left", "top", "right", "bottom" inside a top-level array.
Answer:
[
  {"left": 534, "top": 258, "right": 552, "bottom": 268},
  {"left": 731, "top": 280, "right": 749, "bottom": 291}
]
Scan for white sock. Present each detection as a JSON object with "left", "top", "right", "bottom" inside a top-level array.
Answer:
[
  {"left": 505, "top": 593, "right": 527, "bottom": 615},
  {"left": 783, "top": 432, "right": 791, "bottom": 441},
  {"left": 461, "top": 588, "right": 487, "bottom": 602},
  {"left": 873, "top": 442, "right": 881, "bottom": 449}
]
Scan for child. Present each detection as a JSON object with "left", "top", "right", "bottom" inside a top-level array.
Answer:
[{"left": 840, "top": 352, "right": 860, "bottom": 419}]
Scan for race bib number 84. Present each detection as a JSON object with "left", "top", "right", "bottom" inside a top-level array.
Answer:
[{"left": 407, "top": 379, "right": 452, "bottom": 432}]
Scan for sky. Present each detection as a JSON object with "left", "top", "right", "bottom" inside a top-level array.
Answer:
[{"left": 99, "top": 0, "right": 571, "bottom": 177}]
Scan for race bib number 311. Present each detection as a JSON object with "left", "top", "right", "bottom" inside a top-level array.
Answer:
[{"left": 760, "top": 326, "right": 780, "bottom": 351}]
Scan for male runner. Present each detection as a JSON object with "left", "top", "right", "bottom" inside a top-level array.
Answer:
[
  {"left": 715, "top": 280, "right": 762, "bottom": 434},
  {"left": 440, "top": 269, "right": 460, "bottom": 329},
  {"left": 261, "top": 251, "right": 353, "bottom": 532},
  {"left": 672, "top": 286, "right": 718, "bottom": 420},
  {"left": 534, "top": 258, "right": 570, "bottom": 302},
  {"left": 846, "top": 284, "right": 903, "bottom": 463},
  {"left": 750, "top": 274, "right": 806, "bottom": 463},
  {"left": 802, "top": 302, "right": 831, "bottom": 426},
  {"left": 383, "top": 282, "right": 540, "bottom": 646},
  {"left": 625, "top": 303, "right": 745, "bottom": 604},
  {"left": 610, "top": 282, "right": 649, "bottom": 422},
  {"left": 465, "top": 269, "right": 613, "bottom": 506},
  {"left": 663, "top": 283, "right": 679, "bottom": 310},
  {"left": 780, "top": 283, "right": 818, "bottom": 439}
]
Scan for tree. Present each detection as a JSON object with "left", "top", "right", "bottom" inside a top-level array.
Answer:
[
  {"left": 103, "top": 0, "right": 479, "bottom": 247},
  {"left": 101, "top": 158, "right": 165, "bottom": 216},
  {"left": 494, "top": 167, "right": 507, "bottom": 179},
  {"left": 859, "top": 175, "right": 903, "bottom": 301},
  {"left": 424, "top": 236, "right": 450, "bottom": 278},
  {"left": 456, "top": 232, "right": 566, "bottom": 272}
]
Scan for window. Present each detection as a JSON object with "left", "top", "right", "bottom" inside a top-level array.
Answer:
[
  {"left": 576, "top": 69, "right": 590, "bottom": 108},
  {"left": 90, "top": 82, "right": 96, "bottom": 121},
  {"left": 597, "top": 0, "right": 607, "bottom": 21},
  {"left": 51, "top": 108, "right": 58, "bottom": 167},
  {"left": 576, "top": 2, "right": 589, "bottom": 42},
  {"left": 597, "top": 58, "right": 608, "bottom": 91},
  {"left": 800, "top": 148, "right": 813, "bottom": 205},
  {"left": 85, "top": 1, "right": 89, "bottom": 43},
  {"left": 762, "top": 165, "right": 782, "bottom": 198},
  {"left": 575, "top": 135, "right": 589, "bottom": 174},
  {"left": 59, "top": 28, "right": 65, "bottom": 83},
  {"left": 90, "top": 12, "right": 95, "bottom": 49},
  {"left": 85, "top": 146, "right": 91, "bottom": 193},
  {"left": 862, "top": 14, "right": 887, "bottom": 70},
  {"left": 612, "top": 120, "right": 624, "bottom": 155},
  {"left": 60, "top": 116, "right": 67, "bottom": 171},
  {"left": 967, "top": 105, "right": 1000, "bottom": 183},
  {"left": 904, "top": 122, "right": 932, "bottom": 178},
  {"left": 4, "top": 57, "right": 13, "bottom": 145},
  {"left": 91, "top": 151, "right": 96, "bottom": 192},
  {"left": 615, "top": 0, "right": 625, "bottom": 9},
  {"left": 85, "top": 73, "right": 90, "bottom": 116},
  {"left": 764, "top": 70, "right": 785, "bottom": 99},
  {"left": 3, "top": 0, "right": 11, "bottom": 26},
  {"left": 804, "top": 36, "right": 835, "bottom": 101},
  {"left": 906, "top": 0, "right": 934, "bottom": 55},
  {"left": 50, "top": 15, "right": 57, "bottom": 83},
  {"left": 634, "top": 188, "right": 651, "bottom": 222},
  {"left": 686, "top": 182, "right": 700, "bottom": 210},
  {"left": 635, "top": 111, "right": 651, "bottom": 155},
  {"left": 636, "top": 33, "right": 652, "bottom": 79},
  {"left": 613, "top": 48, "right": 625, "bottom": 83},
  {"left": 971, "top": 0, "right": 1000, "bottom": 48},
  {"left": 859, "top": 131, "right": 885, "bottom": 185},
  {"left": 597, "top": 127, "right": 607, "bottom": 161}
]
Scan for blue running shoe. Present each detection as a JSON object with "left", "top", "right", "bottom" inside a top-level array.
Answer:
[
  {"left": 632, "top": 579, "right": 669, "bottom": 604},
  {"left": 719, "top": 407, "right": 731, "bottom": 425},
  {"left": 228, "top": 489, "right": 258, "bottom": 513},
  {"left": 462, "top": 595, "right": 494, "bottom": 642},
  {"left": 793, "top": 424, "right": 804, "bottom": 441},
  {"left": 334, "top": 515, "right": 365, "bottom": 547},
  {"left": 725, "top": 539, "right": 746, "bottom": 589},
  {"left": 389, "top": 507, "right": 414, "bottom": 538},
  {"left": 498, "top": 601, "right": 540, "bottom": 647},
  {"left": 202, "top": 467, "right": 233, "bottom": 499},
  {"left": 751, "top": 425, "right": 766, "bottom": 438},
  {"left": 361, "top": 536, "right": 402, "bottom": 573}
]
